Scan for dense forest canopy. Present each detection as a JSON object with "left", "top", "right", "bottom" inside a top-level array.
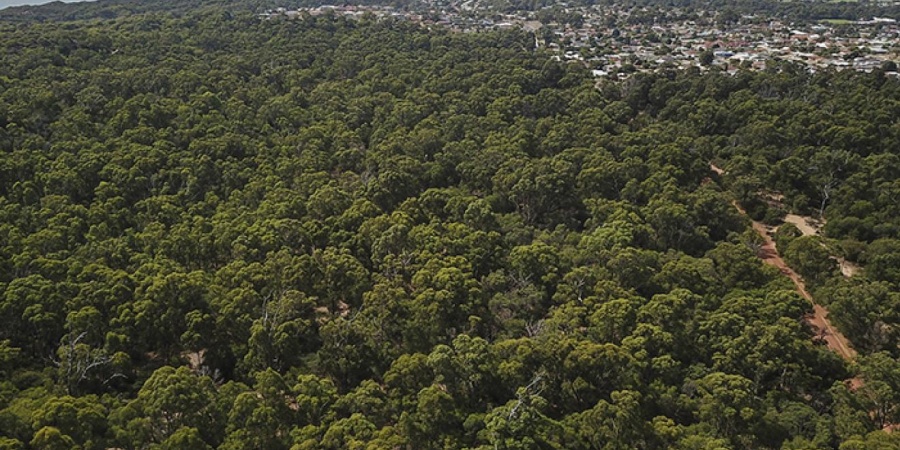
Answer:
[
  {"left": 1, "top": 2, "right": 900, "bottom": 450},
  {"left": 2, "top": 0, "right": 899, "bottom": 22}
]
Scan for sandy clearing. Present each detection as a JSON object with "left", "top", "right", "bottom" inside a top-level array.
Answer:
[
  {"left": 779, "top": 214, "right": 862, "bottom": 279},
  {"left": 838, "top": 258, "right": 862, "bottom": 277},
  {"left": 782, "top": 214, "right": 822, "bottom": 237}
]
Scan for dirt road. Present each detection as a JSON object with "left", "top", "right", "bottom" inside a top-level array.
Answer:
[
  {"left": 742, "top": 211, "right": 857, "bottom": 360},
  {"left": 710, "top": 165, "right": 871, "bottom": 416},
  {"left": 711, "top": 163, "right": 858, "bottom": 361}
]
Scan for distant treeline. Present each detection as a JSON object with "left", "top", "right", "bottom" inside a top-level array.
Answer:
[{"left": 1, "top": 0, "right": 898, "bottom": 23}]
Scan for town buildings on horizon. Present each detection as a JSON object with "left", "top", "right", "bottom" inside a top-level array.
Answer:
[{"left": 0, "top": 0, "right": 92, "bottom": 10}]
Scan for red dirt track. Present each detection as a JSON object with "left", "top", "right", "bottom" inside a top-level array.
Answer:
[
  {"left": 744, "top": 211, "right": 857, "bottom": 360},
  {"left": 711, "top": 163, "right": 858, "bottom": 362}
]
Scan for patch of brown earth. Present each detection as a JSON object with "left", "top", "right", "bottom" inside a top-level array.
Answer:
[{"left": 782, "top": 214, "right": 822, "bottom": 237}]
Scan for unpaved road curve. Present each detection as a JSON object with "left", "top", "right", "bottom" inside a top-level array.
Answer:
[
  {"left": 741, "top": 209, "right": 857, "bottom": 360},
  {"left": 711, "top": 163, "right": 858, "bottom": 361},
  {"left": 737, "top": 202, "right": 862, "bottom": 393}
]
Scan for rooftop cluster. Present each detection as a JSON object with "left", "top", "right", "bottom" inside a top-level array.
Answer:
[{"left": 263, "top": 4, "right": 900, "bottom": 76}]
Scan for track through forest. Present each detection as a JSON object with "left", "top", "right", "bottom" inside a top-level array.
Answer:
[
  {"left": 740, "top": 204, "right": 858, "bottom": 361},
  {"left": 710, "top": 164, "right": 858, "bottom": 362}
]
